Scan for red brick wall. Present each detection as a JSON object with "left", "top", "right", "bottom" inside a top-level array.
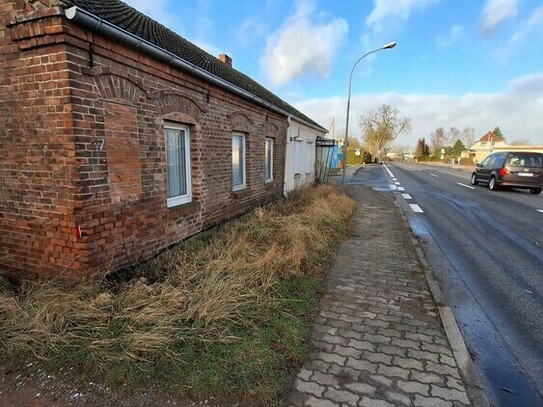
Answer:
[{"left": 0, "top": 1, "right": 286, "bottom": 278}]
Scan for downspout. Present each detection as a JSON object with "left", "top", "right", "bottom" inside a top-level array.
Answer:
[
  {"left": 64, "top": 6, "right": 325, "bottom": 133},
  {"left": 283, "top": 115, "right": 292, "bottom": 197}
]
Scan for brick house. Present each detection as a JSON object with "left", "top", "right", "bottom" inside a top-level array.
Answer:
[{"left": 0, "top": 0, "right": 327, "bottom": 278}]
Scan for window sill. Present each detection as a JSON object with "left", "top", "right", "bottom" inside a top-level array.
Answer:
[
  {"left": 167, "top": 200, "right": 200, "bottom": 215},
  {"left": 232, "top": 189, "right": 250, "bottom": 199}
]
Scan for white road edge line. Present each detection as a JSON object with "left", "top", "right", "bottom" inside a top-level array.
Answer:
[
  {"left": 538, "top": 209, "right": 543, "bottom": 214},
  {"left": 402, "top": 194, "right": 412, "bottom": 200},
  {"left": 457, "top": 182, "right": 476, "bottom": 190},
  {"left": 382, "top": 163, "right": 395, "bottom": 178},
  {"left": 410, "top": 204, "right": 424, "bottom": 213},
  {"left": 430, "top": 173, "right": 438, "bottom": 178}
]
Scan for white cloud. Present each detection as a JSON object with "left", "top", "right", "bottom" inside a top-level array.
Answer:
[
  {"left": 292, "top": 72, "right": 543, "bottom": 148},
  {"left": 437, "top": 24, "right": 465, "bottom": 48},
  {"left": 508, "top": 6, "right": 543, "bottom": 44},
  {"left": 480, "top": 0, "right": 519, "bottom": 36},
  {"left": 260, "top": 0, "right": 348, "bottom": 86},
  {"left": 366, "top": 0, "right": 439, "bottom": 28},
  {"left": 237, "top": 17, "right": 268, "bottom": 46}
]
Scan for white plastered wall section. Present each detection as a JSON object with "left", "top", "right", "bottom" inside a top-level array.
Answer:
[{"left": 284, "top": 119, "right": 325, "bottom": 195}]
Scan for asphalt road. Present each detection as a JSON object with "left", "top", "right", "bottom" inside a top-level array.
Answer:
[{"left": 348, "top": 163, "right": 543, "bottom": 407}]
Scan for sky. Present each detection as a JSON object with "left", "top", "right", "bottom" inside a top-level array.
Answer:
[{"left": 122, "top": 0, "right": 543, "bottom": 149}]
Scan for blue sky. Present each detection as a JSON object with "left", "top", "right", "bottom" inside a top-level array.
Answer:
[{"left": 123, "top": 0, "right": 543, "bottom": 148}]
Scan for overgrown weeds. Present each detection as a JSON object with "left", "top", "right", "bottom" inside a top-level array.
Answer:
[{"left": 0, "top": 184, "right": 356, "bottom": 405}]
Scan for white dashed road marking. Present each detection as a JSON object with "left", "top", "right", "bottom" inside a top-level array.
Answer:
[
  {"left": 457, "top": 183, "right": 476, "bottom": 190},
  {"left": 538, "top": 210, "right": 543, "bottom": 214},
  {"left": 430, "top": 173, "right": 438, "bottom": 177},
  {"left": 398, "top": 187, "right": 405, "bottom": 191},
  {"left": 410, "top": 204, "right": 424, "bottom": 213},
  {"left": 402, "top": 194, "right": 412, "bottom": 200}
]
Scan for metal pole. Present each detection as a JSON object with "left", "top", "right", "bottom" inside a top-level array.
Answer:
[{"left": 341, "top": 42, "right": 396, "bottom": 185}]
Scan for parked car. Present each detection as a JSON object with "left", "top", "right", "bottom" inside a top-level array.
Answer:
[{"left": 471, "top": 151, "right": 543, "bottom": 194}]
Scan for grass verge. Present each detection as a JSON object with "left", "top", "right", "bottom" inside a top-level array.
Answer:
[{"left": 0, "top": 185, "right": 356, "bottom": 405}]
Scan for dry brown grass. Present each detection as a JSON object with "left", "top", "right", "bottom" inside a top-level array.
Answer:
[{"left": 0, "top": 184, "right": 356, "bottom": 400}]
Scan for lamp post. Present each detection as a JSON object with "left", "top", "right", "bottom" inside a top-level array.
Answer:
[{"left": 341, "top": 41, "right": 396, "bottom": 186}]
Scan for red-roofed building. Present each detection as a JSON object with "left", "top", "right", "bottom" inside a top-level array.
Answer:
[{"left": 469, "top": 131, "right": 508, "bottom": 163}]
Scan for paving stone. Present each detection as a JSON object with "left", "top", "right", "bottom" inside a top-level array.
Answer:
[
  {"left": 348, "top": 339, "right": 376, "bottom": 352},
  {"left": 385, "top": 391, "right": 412, "bottom": 406},
  {"left": 317, "top": 352, "right": 346, "bottom": 366},
  {"left": 294, "top": 379, "right": 325, "bottom": 397},
  {"left": 304, "top": 396, "right": 340, "bottom": 407},
  {"left": 312, "top": 371, "right": 339, "bottom": 387},
  {"left": 321, "top": 334, "right": 349, "bottom": 346},
  {"left": 323, "top": 387, "right": 359, "bottom": 405},
  {"left": 369, "top": 374, "right": 393, "bottom": 387},
  {"left": 363, "top": 333, "right": 392, "bottom": 345},
  {"left": 376, "top": 364, "right": 411, "bottom": 380},
  {"left": 392, "top": 356, "right": 424, "bottom": 371},
  {"left": 406, "top": 349, "right": 440, "bottom": 363},
  {"left": 410, "top": 371, "right": 445, "bottom": 385},
  {"left": 413, "top": 394, "right": 453, "bottom": 407},
  {"left": 421, "top": 342, "right": 454, "bottom": 356},
  {"left": 426, "top": 362, "right": 461, "bottom": 379},
  {"left": 439, "top": 354, "right": 457, "bottom": 367},
  {"left": 299, "top": 368, "right": 314, "bottom": 381},
  {"left": 334, "top": 345, "right": 362, "bottom": 358},
  {"left": 431, "top": 385, "right": 470, "bottom": 404},
  {"left": 305, "top": 359, "right": 332, "bottom": 373},
  {"left": 358, "top": 397, "right": 395, "bottom": 407},
  {"left": 345, "top": 358, "right": 378, "bottom": 374},
  {"left": 397, "top": 380, "right": 430, "bottom": 395},
  {"left": 361, "top": 351, "right": 393, "bottom": 365},
  {"left": 376, "top": 345, "right": 407, "bottom": 357},
  {"left": 391, "top": 338, "right": 421, "bottom": 350},
  {"left": 446, "top": 376, "right": 466, "bottom": 391},
  {"left": 343, "top": 382, "right": 376, "bottom": 396}
]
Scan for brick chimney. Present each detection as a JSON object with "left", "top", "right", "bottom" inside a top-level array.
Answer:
[{"left": 218, "top": 54, "right": 232, "bottom": 67}]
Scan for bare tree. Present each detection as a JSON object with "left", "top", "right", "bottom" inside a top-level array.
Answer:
[
  {"left": 510, "top": 138, "right": 533, "bottom": 145},
  {"left": 429, "top": 127, "right": 445, "bottom": 156},
  {"left": 391, "top": 144, "right": 411, "bottom": 161},
  {"left": 359, "top": 104, "right": 411, "bottom": 161},
  {"left": 461, "top": 126, "right": 475, "bottom": 148},
  {"left": 447, "top": 127, "right": 460, "bottom": 147}
]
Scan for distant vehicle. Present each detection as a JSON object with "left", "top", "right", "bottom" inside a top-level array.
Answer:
[{"left": 471, "top": 151, "right": 543, "bottom": 195}]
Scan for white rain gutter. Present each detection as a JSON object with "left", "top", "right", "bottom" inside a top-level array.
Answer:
[{"left": 64, "top": 6, "right": 325, "bottom": 132}]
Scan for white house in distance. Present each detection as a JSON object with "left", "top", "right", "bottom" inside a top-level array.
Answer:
[{"left": 284, "top": 117, "right": 327, "bottom": 194}]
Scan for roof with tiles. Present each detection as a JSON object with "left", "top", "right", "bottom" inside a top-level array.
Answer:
[
  {"left": 61, "top": 0, "right": 326, "bottom": 131},
  {"left": 478, "top": 131, "right": 504, "bottom": 143}
]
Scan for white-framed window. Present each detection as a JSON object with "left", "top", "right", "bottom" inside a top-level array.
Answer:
[
  {"left": 232, "top": 132, "right": 246, "bottom": 191},
  {"left": 164, "top": 122, "right": 191, "bottom": 207},
  {"left": 305, "top": 140, "right": 314, "bottom": 174},
  {"left": 265, "top": 138, "right": 273, "bottom": 183},
  {"left": 294, "top": 140, "right": 302, "bottom": 175}
]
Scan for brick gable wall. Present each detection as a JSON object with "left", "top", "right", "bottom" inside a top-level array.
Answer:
[{"left": 1, "top": 1, "right": 286, "bottom": 278}]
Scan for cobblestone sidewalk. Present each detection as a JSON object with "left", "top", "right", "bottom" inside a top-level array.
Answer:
[{"left": 285, "top": 185, "right": 474, "bottom": 407}]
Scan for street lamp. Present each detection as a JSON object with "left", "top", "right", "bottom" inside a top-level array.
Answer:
[{"left": 341, "top": 41, "right": 396, "bottom": 186}]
